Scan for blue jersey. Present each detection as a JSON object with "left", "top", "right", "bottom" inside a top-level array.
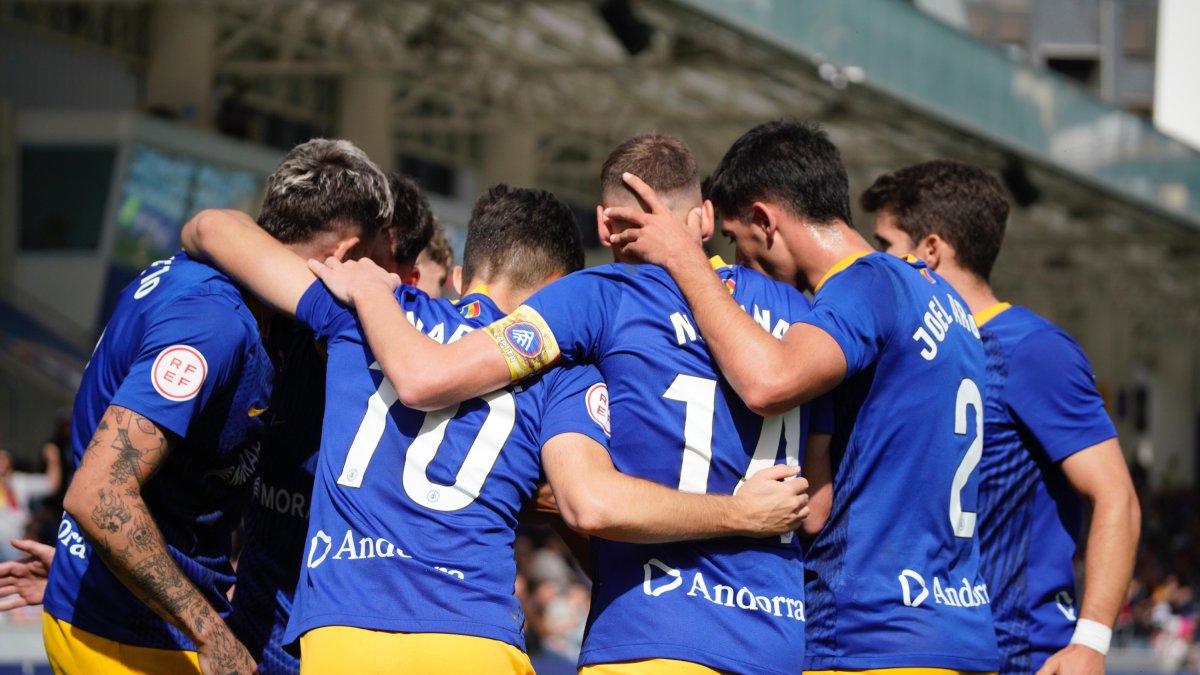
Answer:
[
  {"left": 521, "top": 261, "right": 812, "bottom": 675},
  {"left": 229, "top": 316, "right": 324, "bottom": 675},
  {"left": 801, "top": 253, "right": 998, "bottom": 671},
  {"left": 43, "top": 252, "right": 273, "bottom": 650},
  {"left": 976, "top": 304, "right": 1117, "bottom": 674},
  {"left": 282, "top": 283, "right": 609, "bottom": 649}
]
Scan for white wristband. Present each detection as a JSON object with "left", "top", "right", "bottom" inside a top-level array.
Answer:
[{"left": 1069, "top": 618, "right": 1112, "bottom": 656}]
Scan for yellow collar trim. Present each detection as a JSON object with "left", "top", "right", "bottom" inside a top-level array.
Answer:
[
  {"left": 709, "top": 255, "right": 729, "bottom": 271},
  {"left": 463, "top": 283, "right": 490, "bottom": 299},
  {"left": 815, "top": 252, "right": 871, "bottom": 293},
  {"left": 975, "top": 302, "right": 1012, "bottom": 327}
]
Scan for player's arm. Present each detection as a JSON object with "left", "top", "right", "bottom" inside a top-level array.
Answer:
[
  {"left": 606, "top": 174, "right": 845, "bottom": 416},
  {"left": 309, "top": 257, "right": 517, "bottom": 411},
  {"left": 63, "top": 405, "right": 256, "bottom": 674},
  {"left": 1037, "top": 438, "right": 1140, "bottom": 675},
  {"left": 542, "top": 433, "right": 809, "bottom": 543},
  {"left": 800, "top": 432, "right": 832, "bottom": 536},
  {"left": 181, "top": 208, "right": 349, "bottom": 317},
  {"left": 0, "top": 539, "right": 53, "bottom": 611}
]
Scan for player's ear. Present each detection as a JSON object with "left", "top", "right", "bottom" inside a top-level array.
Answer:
[
  {"left": 451, "top": 265, "right": 464, "bottom": 296},
  {"left": 596, "top": 205, "right": 613, "bottom": 249},
  {"left": 332, "top": 236, "right": 361, "bottom": 261},
  {"left": 697, "top": 200, "right": 716, "bottom": 243},
  {"left": 400, "top": 265, "right": 420, "bottom": 287},
  {"left": 922, "top": 234, "right": 942, "bottom": 270},
  {"left": 751, "top": 202, "right": 776, "bottom": 242}
]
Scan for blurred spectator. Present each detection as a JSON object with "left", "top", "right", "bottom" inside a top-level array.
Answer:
[{"left": 0, "top": 446, "right": 59, "bottom": 561}]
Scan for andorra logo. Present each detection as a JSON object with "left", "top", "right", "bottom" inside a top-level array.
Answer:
[
  {"left": 642, "top": 558, "right": 683, "bottom": 597},
  {"left": 308, "top": 530, "right": 333, "bottom": 569},
  {"left": 899, "top": 569, "right": 929, "bottom": 607}
]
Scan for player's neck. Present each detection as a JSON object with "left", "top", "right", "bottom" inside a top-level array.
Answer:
[
  {"left": 797, "top": 222, "right": 874, "bottom": 292},
  {"left": 461, "top": 277, "right": 533, "bottom": 314},
  {"left": 933, "top": 265, "right": 1000, "bottom": 316}
]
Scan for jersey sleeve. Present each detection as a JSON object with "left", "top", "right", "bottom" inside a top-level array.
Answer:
[
  {"left": 295, "top": 279, "right": 357, "bottom": 341},
  {"left": 537, "top": 365, "right": 612, "bottom": 450},
  {"left": 484, "top": 270, "right": 621, "bottom": 381},
  {"left": 109, "top": 293, "right": 253, "bottom": 438},
  {"left": 798, "top": 262, "right": 898, "bottom": 378},
  {"left": 1005, "top": 328, "right": 1118, "bottom": 462}
]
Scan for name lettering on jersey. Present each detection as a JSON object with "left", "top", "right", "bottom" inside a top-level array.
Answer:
[
  {"left": 206, "top": 440, "right": 261, "bottom": 487},
  {"left": 57, "top": 516, "right": 88, "bottom": 559},
  {"left": 133, "top": 257, "right": 175, "bottom": 300},
  {"left": 403, "top": 311, "right": 477, "bottom": 345},
  {"left": 670, "top": 312, "right": 698, "bottom": 345},
  {"left": 252, "top": 477, "right": 308, "bottom": 519},
  {"left": 306, "top": 528, "right": 414, "bottom": 569},
  {"left": 897, "top": 568, "right": 990, "bottom": 609},
  {"left": 670, "top": 304, "right": 790, "bottom": 348},
  {"left": 642, "top": 558, "right": 805, "bottom": 621},
  {"left": 151, "top": 345, "right": 208, "bottom": 401},
  {"left": 586, "top": 383, "right": 611, "bottom": 436},
  {"left": 912, "top": 294, "right": 981, "bottom": 361},
  {"left": 435, "top": 566, "right": 465, "bottom": 580}
]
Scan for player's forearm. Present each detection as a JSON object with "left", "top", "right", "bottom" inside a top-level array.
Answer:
[
  {"left": 664, "top": 253, "right": 810, "bottom": 415},
  {"left": 352, "top": 281, "right": 509, "bottom": 411},
  {"left": 1077, "top": 485, "right": 1140, "bottom": 627},
  {"left": 563, "top": 474, "right": 745, "bottom": 543},
  {"left": 63, "top": 406, "right": 238, "bottom": 652},
  {"left": 183, "top": 209, "right": 309, "bottom": 316}
]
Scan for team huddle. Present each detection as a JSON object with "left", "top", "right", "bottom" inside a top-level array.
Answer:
[{"left": 4, "top": 120, "right": 1139, "bottom": 675}]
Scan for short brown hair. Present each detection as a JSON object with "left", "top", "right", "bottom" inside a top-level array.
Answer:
[
  {"left": 385, "top": 172, "right": 434, "bottom": 268},
  {"left": 600, "top": 133, "right": 699, "bottom": 199},
  {"left": 419, "top": 219, "right": 454, "bottom": 271},
  {"left": 861, "top": 159, "right": 1009, "bottom": 281}
]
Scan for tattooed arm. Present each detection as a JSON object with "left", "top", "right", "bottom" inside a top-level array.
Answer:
[{"left": 63, "top": 405, "right": 257, "bottom": 675}]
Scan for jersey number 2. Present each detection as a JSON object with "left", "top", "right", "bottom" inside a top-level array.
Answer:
[{"left": 950, "top": 378, "right": 983, "bottom": 538}]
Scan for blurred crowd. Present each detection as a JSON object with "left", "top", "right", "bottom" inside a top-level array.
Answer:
[{"left": 4, "top": 411, "right": 1199, "bottom": 672}]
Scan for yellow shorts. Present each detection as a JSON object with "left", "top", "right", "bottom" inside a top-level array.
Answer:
[
  {"left": 581, "top": 659, "right": 727, "bottom": 674},
  {"left": 42, "top": 611, "right": 201, "bottom": 674},
  {"left": 806, "top": 669, "right": 995, "bottom": 675},
  {"left": 806, "top": 662, "right": 993, "bottom": 667},
  {"left": 299, "top": 626, "right": 533, "bottom": 675}
]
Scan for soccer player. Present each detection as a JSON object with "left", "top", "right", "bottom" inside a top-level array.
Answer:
[
  {"left": 40, "top": 139, "right": 393, "bottom": 675},
  {"left": 182, "top": 183, "right": 809, "bottom": 674},
  {"left": 861, "top": 159, "right": 1140, "bottom": 675},
  {"left": 310, "top": 136, "right": 823, "bottom": 674},
  {"left": 603, "top": 121, "right": 1000, "bottom": 672},
  {"left": 227, "top": 171, "right": 434, "bottom": 675},
  {"left": 414, "top": 218, "right": 455, "bottom": 298}
]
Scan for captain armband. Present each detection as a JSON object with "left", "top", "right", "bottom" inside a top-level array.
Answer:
[{"left": 482, "top": 305, "right": 561, "bottom": 382}]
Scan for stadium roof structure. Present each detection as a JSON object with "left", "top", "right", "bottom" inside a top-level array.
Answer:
[{"left": 5, "top": 0, "right": 1199, "bottom": 350}]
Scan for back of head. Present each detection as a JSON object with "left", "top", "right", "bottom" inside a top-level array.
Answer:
[
  {"left": 384, "top": 172, "right": 435, "bottom": 268},
  {"left": 861, "top": 159, "right": 1009, "bottom": 280},
  {"left": 600, "top": 133, "right": 700, "bottom": 208},
  {"left": 259, "top": 138, "right": 393, "bottom": 244},
  {"left": 709, "top": 120, "right": 852, "bottom": 227},
  {"left": 462, "top": 185, "right": 584, "bottom": 291},
  {"left": 419, "top": 220, "right": 454, "bottom": 271}
]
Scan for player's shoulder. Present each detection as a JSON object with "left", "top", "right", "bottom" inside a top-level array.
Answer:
[
  {"left": 983, "top": 305, "right": 1069, "bottom": 351},
  {"left": 142, "top": 252, "right": 245, "bottom": 308}
]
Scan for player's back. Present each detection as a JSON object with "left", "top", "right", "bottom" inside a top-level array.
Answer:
[
  {"left": 283, "top": 283, "right": 608, "bottom": 650},
  {"left": 522, "top": 260, "right": 812, "bottom": 675},
  {"left": 44, "top": 251, "right": 272, "bottom": 650},
  {"left": 976, "top": 305, "right": 1115, "bottom": 673},
  {"left": 801, "top": 252, "right": 997, "bottom": 671}
]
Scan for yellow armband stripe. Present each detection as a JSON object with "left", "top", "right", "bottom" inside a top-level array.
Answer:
[{"left": 482, "top": 305, "right": 561, "bottom": 382}]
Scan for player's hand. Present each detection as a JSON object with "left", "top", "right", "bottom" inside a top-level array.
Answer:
[
  {"left": 732, "top": 466, "right": 809, "bottom": 537},
  {"left": 605, "top": 173, "right": 709, "bottom": 270},
  {"left": 1035, "top": 643, "right": 1105, "bottom": 675},
  {"left": 307, "top": 256, "right": 401, "bottom": 307},
  {"left": 0, "top": 539, "right": 54, "bottom": 610},
  {"left": 196, "top": 624, "right": 259, "bottom": 675}
]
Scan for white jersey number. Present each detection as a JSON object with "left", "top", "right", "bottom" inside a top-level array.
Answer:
[
  {"left": 337, "top": 362, "right": 516, "bottom": 512},
  {"left": 950, "top": 378, "right": 983, "bottom": 538},
  {"left": 663, "top": 373, "right": 802, "bottom": 542}
]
